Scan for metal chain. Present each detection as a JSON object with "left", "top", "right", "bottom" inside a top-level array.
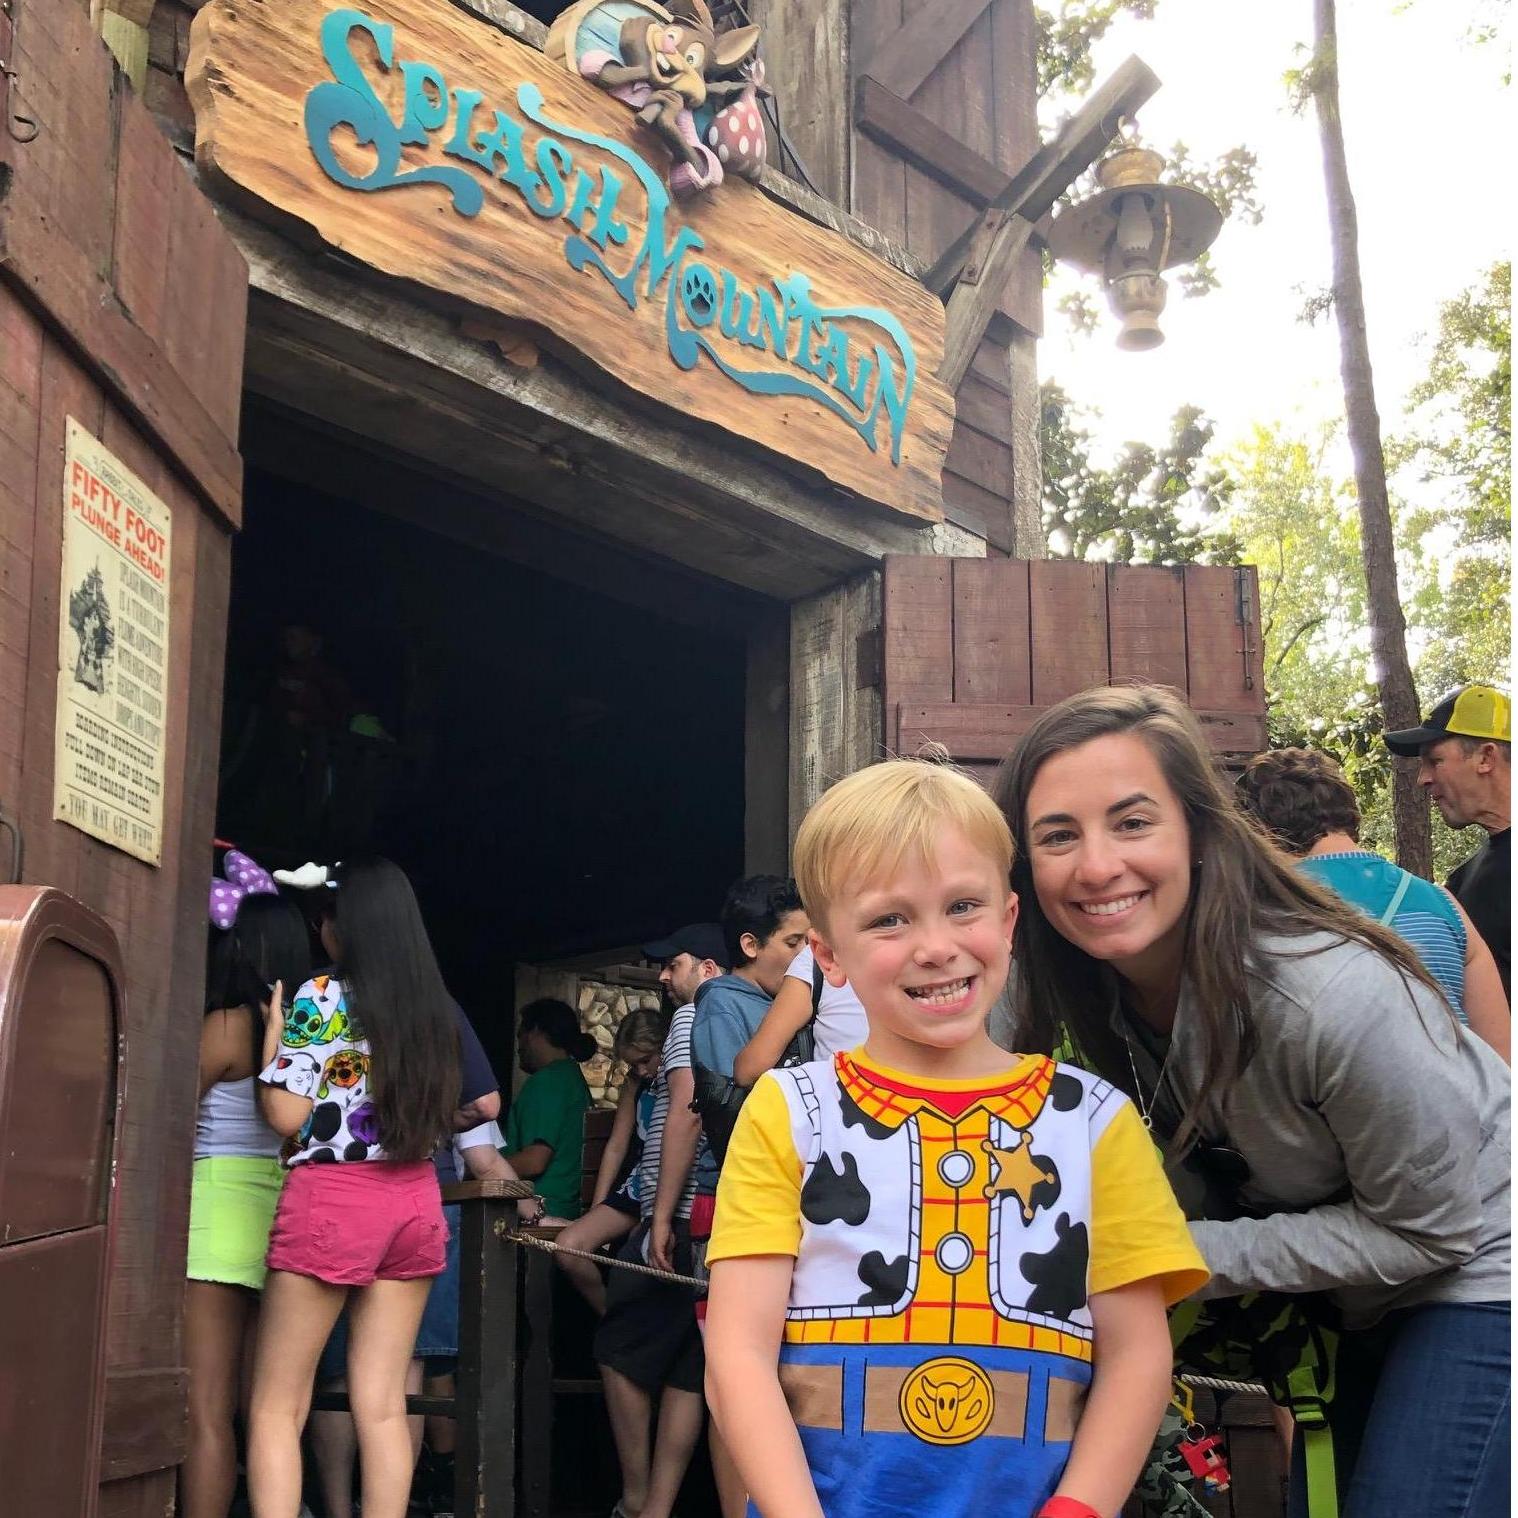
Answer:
[{"left": 505, "top": 1228, "right": 705, "bottom": 1290}]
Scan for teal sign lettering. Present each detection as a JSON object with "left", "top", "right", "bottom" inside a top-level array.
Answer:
[{"left": 303, "top": 10, "right": 917, "bottom": 463}]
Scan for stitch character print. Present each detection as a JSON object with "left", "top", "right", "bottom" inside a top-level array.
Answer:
[{"left": 261, "top": 976, "right": 383, "bottom": 1165}]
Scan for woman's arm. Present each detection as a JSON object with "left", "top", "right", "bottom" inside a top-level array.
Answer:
[
  {"left": 256, "top": 981, "right": 316, "bottom": 1138},
  {"left": 1050, "top": 1279, "right": 1172, "bottom": 1516},
  {"left": 1448, "top": 893, "right": 1510, "bottom": 1064},
  {"left": 1191, "top": 954, "right": 1488, "bottom": 1298},
  {"left": 733, "top": 977, "right": 813, "bottom": 1088},
  {"left": 592, "top": 1082, "right": 638, "bottom": 1206},
  {"left": 705, "top": 1256, "right": 822, "bottom": 1518}
]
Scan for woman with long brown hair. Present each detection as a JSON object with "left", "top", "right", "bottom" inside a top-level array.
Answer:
[
  {"left": 247, "top": 858, "right": 461, "bottom": 1518},
  {"left": 994, "top": 685, "right": 1509, "bottom": 1518}
]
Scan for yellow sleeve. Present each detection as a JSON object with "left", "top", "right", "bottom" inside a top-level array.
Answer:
[
  {"left": 706, "top": 1075, "right": 804, "bottom": 1263},
  {"left": 1089, "top": 1099, "right": 1210, "bottom": 1306}
]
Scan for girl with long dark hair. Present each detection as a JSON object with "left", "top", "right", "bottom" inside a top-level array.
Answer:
[
  {"left": 994, "top": 685, "right": 1509, "bottom": 1518},
  {"left": 247, "top": 858, "right": 460, "bottom": 1518},
  {"left": 185, "top": 880, "right": 314, "bottom": 1518}
]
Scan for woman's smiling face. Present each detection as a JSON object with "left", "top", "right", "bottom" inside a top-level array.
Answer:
[{"left": 1025, "top": 732, "right": 1194, "bottom": 988}]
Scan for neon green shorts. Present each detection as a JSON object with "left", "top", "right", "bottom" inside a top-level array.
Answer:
[{"left": 187, "top": 1156, "right": 285, "bottom": 1290}]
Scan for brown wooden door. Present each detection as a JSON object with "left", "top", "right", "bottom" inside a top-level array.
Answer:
[
  {"left": 0, "top": 3, "right": 248, "bottom": 1512},
  {"left": 882, "top": 556, "right": 1267, "bottom": 784}
]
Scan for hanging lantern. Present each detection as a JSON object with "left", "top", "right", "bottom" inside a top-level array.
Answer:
[{"left": 1047, "top": 138, "right": 1223, "bottom": 351}]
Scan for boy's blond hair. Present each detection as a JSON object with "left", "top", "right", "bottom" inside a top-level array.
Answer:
[{"left": 793, "top": 759, "right": 1013, "bottom": 929}]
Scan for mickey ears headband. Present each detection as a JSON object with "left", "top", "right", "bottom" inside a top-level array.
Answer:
[
  {"left": 272, "top": 861, "right": 341, "bottom": 891},
  {"left": 210, "top": 849, "right": 276, "bottom": 930}
]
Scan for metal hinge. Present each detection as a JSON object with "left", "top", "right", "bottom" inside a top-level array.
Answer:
[{"left": 1234, "top": 566, "right": 1257, "bottom": 692}]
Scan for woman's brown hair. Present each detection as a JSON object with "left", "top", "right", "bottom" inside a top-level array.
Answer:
[
  {"left": 1235, "top": 747, "right": 1362, "bottom": 855},
  {"left": 993, "top": 684, "right": 1451, "bottom": 1151}
]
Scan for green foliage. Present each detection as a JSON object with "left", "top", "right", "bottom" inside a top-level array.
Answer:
[
  {"left": 1035, "top": 0, "right": 1157, "bottom": 97},
  {"left": 1036, "top": 5, "right": 1262, "bottom": 317},
  {"left": 1396, "top": 262, "right": 1510, "bottom": 550},
  {"left": 1388, "top": 264, "right": 1511, "bottom": 874},
  {"left": 1040, "top": 382, "right": 1242, "bottom": 563}
]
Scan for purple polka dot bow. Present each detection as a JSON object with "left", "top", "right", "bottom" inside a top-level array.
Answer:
[{"left": 209, "top": 848, "right": 277, "bottom": 929}]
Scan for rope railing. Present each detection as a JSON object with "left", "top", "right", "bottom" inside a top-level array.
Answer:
[{"left": 492, "top": 1217, "right": 1274, "bottom": 1400}]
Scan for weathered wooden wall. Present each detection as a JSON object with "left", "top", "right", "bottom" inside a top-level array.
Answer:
[
  {"left": 850, "top": 0, "right": 1044, "bottom": 556},
  {"left": 0, "top": 2, "right": 247, "bottom": 1512},
  {"left": 882, "top": 556, "right": 1268, "bottom": 783}
]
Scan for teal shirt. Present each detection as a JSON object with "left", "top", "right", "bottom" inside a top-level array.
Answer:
[
  {"left": 1299, "top": 851, "right": 1467, "bottom": 1021},
  {"left": 503, "top": 1057, "right": 592, "bottom": 1219}
]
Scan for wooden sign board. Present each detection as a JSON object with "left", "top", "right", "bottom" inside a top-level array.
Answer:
[{"left": 187, "top": 1, "right": 954, "bottom": 523}]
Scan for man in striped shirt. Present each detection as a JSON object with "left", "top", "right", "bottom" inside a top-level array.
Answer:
[{"left": 591, "top": 924, "right": 727, "bottom": 1518}]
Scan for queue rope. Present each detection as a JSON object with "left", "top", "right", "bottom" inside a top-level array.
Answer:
[
  {"left": 503, "top": 1227, "right": 707, "bottom": 1289},
  {"left": 501, "top": 1228, "right": 1273, "bottom": 1400}
]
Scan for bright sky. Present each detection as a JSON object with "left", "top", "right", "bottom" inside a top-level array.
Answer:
[{"left": 1040, "top": 0, "right": 1510, "bottom": 463}]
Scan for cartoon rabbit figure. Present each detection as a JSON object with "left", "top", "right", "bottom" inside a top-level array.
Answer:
[{"left": 549, "top": 0, "right": 761, "bottom": 198}]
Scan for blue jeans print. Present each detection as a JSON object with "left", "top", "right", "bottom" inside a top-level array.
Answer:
[{"left": 1289, "top": 1301, "right": 1508, "bottom": 1518}]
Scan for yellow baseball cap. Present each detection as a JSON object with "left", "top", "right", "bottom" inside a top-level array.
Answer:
[{"left": 1385, "top": 684, "right": 1511, "bottom": 755}]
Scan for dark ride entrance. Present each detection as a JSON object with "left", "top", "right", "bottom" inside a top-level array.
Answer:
[{"left": 218, "top": 402, "right": 748, "bottom": 1514}]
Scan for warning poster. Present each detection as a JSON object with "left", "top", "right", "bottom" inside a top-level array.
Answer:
[{"left": 53, "top": 418, "right": 172, "bottom": 865}]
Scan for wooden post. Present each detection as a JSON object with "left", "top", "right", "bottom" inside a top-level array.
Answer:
[
  {"left": 518, "top": 1241, "right": 557, "bottom": 1518},
  {"left": 447, "top": 1179, "right": 533, "bottom": 1518}
]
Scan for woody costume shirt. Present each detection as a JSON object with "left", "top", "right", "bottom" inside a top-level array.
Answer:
[{"left": 707, "top": 1050, "right": 1208, "bottom": 1518}]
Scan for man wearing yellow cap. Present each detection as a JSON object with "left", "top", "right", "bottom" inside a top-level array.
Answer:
[{"left": 1387, "top": 684, "right": 1511, "bottom": 999}]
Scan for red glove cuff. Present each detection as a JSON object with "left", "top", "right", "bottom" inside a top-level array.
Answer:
[{"left": 1036, "top": 1499, "right": 1104, "bottom": 1518}]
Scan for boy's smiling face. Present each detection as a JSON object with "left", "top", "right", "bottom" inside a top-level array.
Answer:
[{"left": 812, "top": 823, "right": 1017, "bottom": 1075}]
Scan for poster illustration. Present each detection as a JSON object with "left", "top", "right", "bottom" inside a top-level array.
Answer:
[{"left": 53, "top": 419, "right": 172, "bottom": 865}]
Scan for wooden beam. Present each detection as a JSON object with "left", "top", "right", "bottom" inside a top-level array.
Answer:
[
  {"left": 858, "top": 0, "right": 997, "bottom": 101},
  {"left": 897, "top": 702, "right": 1266, "bottom": 761},
  {"left": 856, "top": 77, "right": 1007, "bottom": 208},
  {"left": 925, "top": 54, "right": 1162, "bottom": 296},
  {"left": 449, "top": 0, "right": 546, "bottom": 46},
  {"left": 938, "top": 217, "right": 1035, "bottom": 390},
  {"left": 226, "top": 212, "right": 939, "bottom": 598}
]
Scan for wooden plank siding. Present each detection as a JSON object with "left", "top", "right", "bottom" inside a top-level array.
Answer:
[
  {"left": 884, "top": 558, "right": 1268, "bottom": 767},
  {"left": 850, "top": 0, "right": 1041, "bottom": 552},
  {"left": 0, "top": 3, "right": 247, "bottom": 1511}
]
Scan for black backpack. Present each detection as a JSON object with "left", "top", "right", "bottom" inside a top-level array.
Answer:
[{"left": 690, "top": 961, "right": 823, "bottom": 1166}]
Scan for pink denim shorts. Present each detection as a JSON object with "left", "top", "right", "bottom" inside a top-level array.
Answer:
[{"left": 266, "top": 1160, "right": 446, "bottom": 1286}]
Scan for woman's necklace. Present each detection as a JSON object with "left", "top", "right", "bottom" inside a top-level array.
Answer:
[{"left": 1121, "top": 1020, "right": 1174, "bottom": 1134}]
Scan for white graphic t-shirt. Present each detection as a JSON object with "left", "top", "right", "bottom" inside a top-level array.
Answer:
[
  {"left": 259, "top": 974, "right": 382, "bottom": 1166},
  {"left": 785, "top": 945, "right": 870, "bottom": 1057}
]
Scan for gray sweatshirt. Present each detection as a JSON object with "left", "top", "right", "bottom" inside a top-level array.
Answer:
[{"left": 999, "top": 932, "right": 1511, "bottom": 1330}]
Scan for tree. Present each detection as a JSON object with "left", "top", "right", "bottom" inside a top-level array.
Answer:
[
  {"left": 1035, "top": 0, "right": 1158, "bottom": 97},
  {"left": 1040, "top": 383, "right": 1242, "bottom": 562},
  {"left": 1303, "top": 0, "right": 1431, "bottom": 875}
]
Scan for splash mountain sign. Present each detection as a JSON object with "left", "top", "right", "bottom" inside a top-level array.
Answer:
[{"left": 187, "top": 0, "right": 954, "bottom": 523}]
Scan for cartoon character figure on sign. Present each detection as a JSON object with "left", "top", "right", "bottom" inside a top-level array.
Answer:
[{"left": 547, "top": 0, "right": 762, "bottom": 198}]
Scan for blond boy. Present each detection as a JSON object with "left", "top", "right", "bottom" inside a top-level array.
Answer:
[{"left": 703, "top": 759, "right": 1207, "bottom": 1518}]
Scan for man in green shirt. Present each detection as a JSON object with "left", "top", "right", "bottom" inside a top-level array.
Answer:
[{"left": 501, "top": 997, "right": 595, "bottom": 1221}]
